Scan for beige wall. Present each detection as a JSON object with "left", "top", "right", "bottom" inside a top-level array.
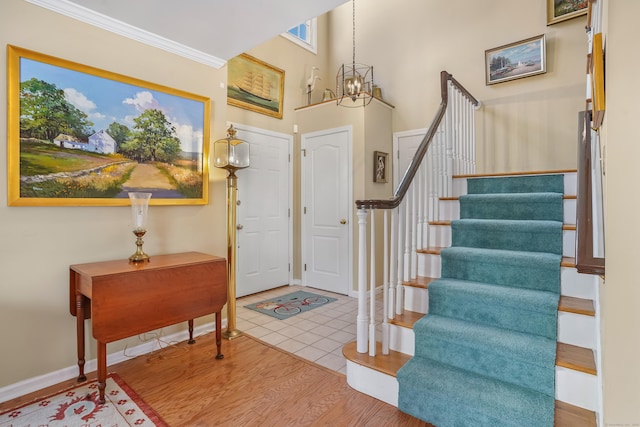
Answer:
[
  {"left": 327, "top": 0, "right": 586, "bottom": 174},
  {"left": 5, "top": 3, "right": 631, "bottom": 422},
  {"left": 599, "top": 1, "right": 640, "bottom": 424},
  {"left": 0, "top": 0, "right": 232, "bottom": 387}
]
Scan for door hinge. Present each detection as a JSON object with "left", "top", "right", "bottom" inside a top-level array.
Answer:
[
  {"left": 302, "top": 148, "right": 306, "bottom": 157},
  {"left": 288, "top": 263, "right": 291, "bottom": 272},
  {"left": 304, "top": 264, "right": 307, "bottom": 271},
  {"left": 288, "top": 208, "right": 290, "bottom": 218},
  {"left": 304, "top": 206, "right": 307, "bottom": 214}
]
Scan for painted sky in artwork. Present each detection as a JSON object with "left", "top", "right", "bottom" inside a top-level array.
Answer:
[{"left": 20, "top": 58, "right": 205, "bottom": 153}]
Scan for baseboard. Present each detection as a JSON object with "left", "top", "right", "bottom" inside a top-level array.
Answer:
[{"left": 0, "top": 320, "right": 222, "bottom": 403}]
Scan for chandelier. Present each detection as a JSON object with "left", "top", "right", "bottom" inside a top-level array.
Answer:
[{"left": 336, "top": 0, "right": 373, "bottom": 107}]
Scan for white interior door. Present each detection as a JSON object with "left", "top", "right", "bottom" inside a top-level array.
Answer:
[
  {"left": 301, "top": 126, "right": 351, "bottom": 295},
  {"left": 393, "top": 128, "right": 428, "bottom": 186},
  {"left": 235, "top": 124, "right": 291, "bottom": 297}
]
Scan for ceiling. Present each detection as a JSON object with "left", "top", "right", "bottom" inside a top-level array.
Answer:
[{"left": 26, "top": 0, "right": 349, "bottom": 68}]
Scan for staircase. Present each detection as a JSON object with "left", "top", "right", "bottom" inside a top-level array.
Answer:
[{"left": 344, "top": 171, "right": 600, "bottom": 426}]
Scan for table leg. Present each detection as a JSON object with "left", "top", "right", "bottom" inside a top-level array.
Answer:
[
  {"left": 215, "top": 311, "right": 224, "bottom": 360},
  {"left": 188, "top": 319, "right": 195, "bottom": 344},
  {"left": 75, "top": 294, "right": 87, "bottom": 382},
  {"left": 97, "top": 341, "right": 106, "bottom": 404}
]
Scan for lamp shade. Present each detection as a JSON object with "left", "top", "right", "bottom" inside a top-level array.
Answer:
[{"left": 214, "top": 125, "right": 250, "bottom": 170}]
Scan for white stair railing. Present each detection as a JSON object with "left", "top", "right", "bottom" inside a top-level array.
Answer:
[{"left": 355, "top": 71, "right": 480, "bottom": 355}]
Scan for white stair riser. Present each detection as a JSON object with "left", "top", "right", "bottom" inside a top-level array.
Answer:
[
  {"left": 556, "top": 367, "right": 598, "bottom": 411},
  {"left": 428, "top": 224, "right": 451, "bottom": 247},
  {"left": 390, "top": 323, "right": 415, "bottom": 355},
  {"left": 558, "top": 312, "right": 597, "bottom": 349},
  {"left": 402, "top": 286, "right": 428, "bottom": 314},
  {"left": 438, "top": 199, "right": 460, "bottom": 220},
  {"left": 564, "top": 198, "right": 576, "bottom": 225},
  {"left": 345, "top": 360, "right": 399, "bottom": 406},
  {"left": 561, "top": 268, "right": 598, "bottom": 300},
  {"left": 564, "top": 229, "right": 576, "bottom": 258},
  {"left": 417, "top": 253, "right": 441, "bottom": 278}
]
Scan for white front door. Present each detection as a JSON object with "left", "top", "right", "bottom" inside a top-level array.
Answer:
[
  {"left": 235, "top": 124, "right": 291, "bottom": 297},
  {"left": 301, "top": 126, "right": 351, "bottom": 295}
]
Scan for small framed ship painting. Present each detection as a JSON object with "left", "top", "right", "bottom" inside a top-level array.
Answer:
[{"left": 227, "top": 53, "right": 285, "bottom": 119}]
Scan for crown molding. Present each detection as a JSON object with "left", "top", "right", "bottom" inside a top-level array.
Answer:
[{"left": 25, "top": 0, "right": 226, "bottom": 69}]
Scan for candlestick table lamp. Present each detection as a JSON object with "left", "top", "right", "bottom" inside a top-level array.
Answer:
[{"left": 128, "top": 192, "right": 152, "bottom": 263}]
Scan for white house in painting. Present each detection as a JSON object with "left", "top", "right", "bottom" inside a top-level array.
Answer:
[{"left": 54, "top": 129, "right": 116, "bottom": 154}]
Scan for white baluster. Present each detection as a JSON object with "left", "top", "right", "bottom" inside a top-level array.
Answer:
[
  {"left": 369, "top": 210, "right": 376, "bottom": 356},
  {"left": 357, "top": 208, "right": 369, "bottom": 353},
  {"left": 410, "top": 182, "right": 418, "bottom": 280},
  {"left": 389, "top": 208, "right": 398, "bottom": 320},
  {"left": 382, "top": 209, "right": 390, "bottom": 355},
  {"left": 396, "top": 201, "right": 405, "bottom": 315}
]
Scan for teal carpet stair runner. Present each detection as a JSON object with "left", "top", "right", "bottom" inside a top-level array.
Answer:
[{"left": 397, "top": 174, "right": 564, "bottom": 427}]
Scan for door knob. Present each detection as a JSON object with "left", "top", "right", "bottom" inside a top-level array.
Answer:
[
  {"left": 236, "top": 224, "right": 244, "bottom": 230},
  {"left": 340, "top": 219, "right": 347, "bottom": 225}
]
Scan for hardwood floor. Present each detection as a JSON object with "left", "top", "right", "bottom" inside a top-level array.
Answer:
[{"left": 1, "top": 333, "right": 429, "bottom": 426}]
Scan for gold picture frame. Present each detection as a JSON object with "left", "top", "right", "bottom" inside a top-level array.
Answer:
[
  {"left": 547, "top": 0, "right": 588, "bottom": 26},
  {"left": 374, "top": 151, "right": 388, "bottom": 183},
  {"left": 485, "top": 35, "right": 546, "bottom": 85},
  {"left": 227, "top": 53, "right": 285, "bottom": 119},
  {"left": 7, "top": 45, "right": 210, "bottom": 207}
]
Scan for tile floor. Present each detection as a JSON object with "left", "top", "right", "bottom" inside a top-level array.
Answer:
[{"left": 236, "top": 285, "right": 383, "bottom": 375}]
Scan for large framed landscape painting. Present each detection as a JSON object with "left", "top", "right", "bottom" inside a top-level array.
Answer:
[
  {"left": 485, "top": 35, "right": 546, "bottom": 85},
  {"left": 547, "top": 0, "right": 588, "bottom": 25},
  {"left": 7, "top": 45, "right": 210, "bottom": 206},
  {"left": 227, "top": 53, "right": 284, "bottom": 119}
]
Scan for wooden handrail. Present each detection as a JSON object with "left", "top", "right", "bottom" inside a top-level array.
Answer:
[
  {"left": 576, "top": 110, "right": 605, "bottom": 275},
  {"left": 355, "top": 71, "right": 479, "bottom": 210}
]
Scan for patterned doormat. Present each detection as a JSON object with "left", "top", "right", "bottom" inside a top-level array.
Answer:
[
  {"left": 0, "top": 373, "right": 167, "bottom": 426},
  {"left": 244, "top": 290, "right": 337, "bottom": 320}
]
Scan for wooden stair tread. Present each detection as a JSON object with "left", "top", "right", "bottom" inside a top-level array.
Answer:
[
  {"left": 555, "top": 401, "right": 597, "bottom": 427},
  {"left": 389, "top": 310, "right": 424, "bottom": 328},
  {"left": 417, "top": 246, "right": 443, "bottom": 255},
  {"left": 562, "top": 257, "right": 576, "bottom": 267},
  {"left": 557, "top": 342, "right": 597, "bottom": 375},
  {"left": 342, "top": 341, "right": 411, "bottom": 377},
  {"left": 403, "top": 276, "right": 437, "bottom": 289},
  {"left": 342, "top": 342, "right": 596, "bottom": 427},
  {"left": 559, "top": 295, "right": 595, "bottom": 316},
  {"left": 452, "top": 169, "right": 577, "bottom": 179}
]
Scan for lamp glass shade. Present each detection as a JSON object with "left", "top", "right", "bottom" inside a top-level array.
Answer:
[
  {"left": 214, "top": 137, "right": 250, "bottom": 169},
  {"left": 128, "top": 192, "right": 151, "bottom": 232}
]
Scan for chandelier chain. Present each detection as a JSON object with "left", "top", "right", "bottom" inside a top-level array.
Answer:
[{"left": 352, "top": 0, "right": 356, "bottom": 68}]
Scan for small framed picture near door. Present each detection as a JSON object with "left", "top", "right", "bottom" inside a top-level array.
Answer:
[{"left": 374, "top": 151, "right": 388, "bottom": 183}]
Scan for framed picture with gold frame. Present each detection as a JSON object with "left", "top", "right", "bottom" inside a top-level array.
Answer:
[
  {"left": 547, "top": 0, "right": 588, "bottom": 25},
  {"left": 227, "top": 53, "right": 285, "bottom": 119},
  {"left": 7, "top": 45, "right": 210, "bottom": 207}
]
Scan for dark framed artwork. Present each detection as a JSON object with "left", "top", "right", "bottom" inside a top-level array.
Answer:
[
  {"left": 547, "top": 0, "right": 588, "bottom": 25},
  {"left": 7, "top": 45, "right": 210, "bottom": 206},
  {"left": 485, "top": 35, "right": 546, "bottom": 85},
  {"left": 374, "top": 151, "right": 388, "bottom": 183},
  {"left": 227, "top": 53, "right": 285, "bottom": 119}
]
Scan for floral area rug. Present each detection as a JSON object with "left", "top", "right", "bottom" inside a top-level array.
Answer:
[
  {"left": 244, "top": 290, "right": 337, "bottom": 320},
  {"left": 0, "top": 373, "right": 167, "bottom": 426}
]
